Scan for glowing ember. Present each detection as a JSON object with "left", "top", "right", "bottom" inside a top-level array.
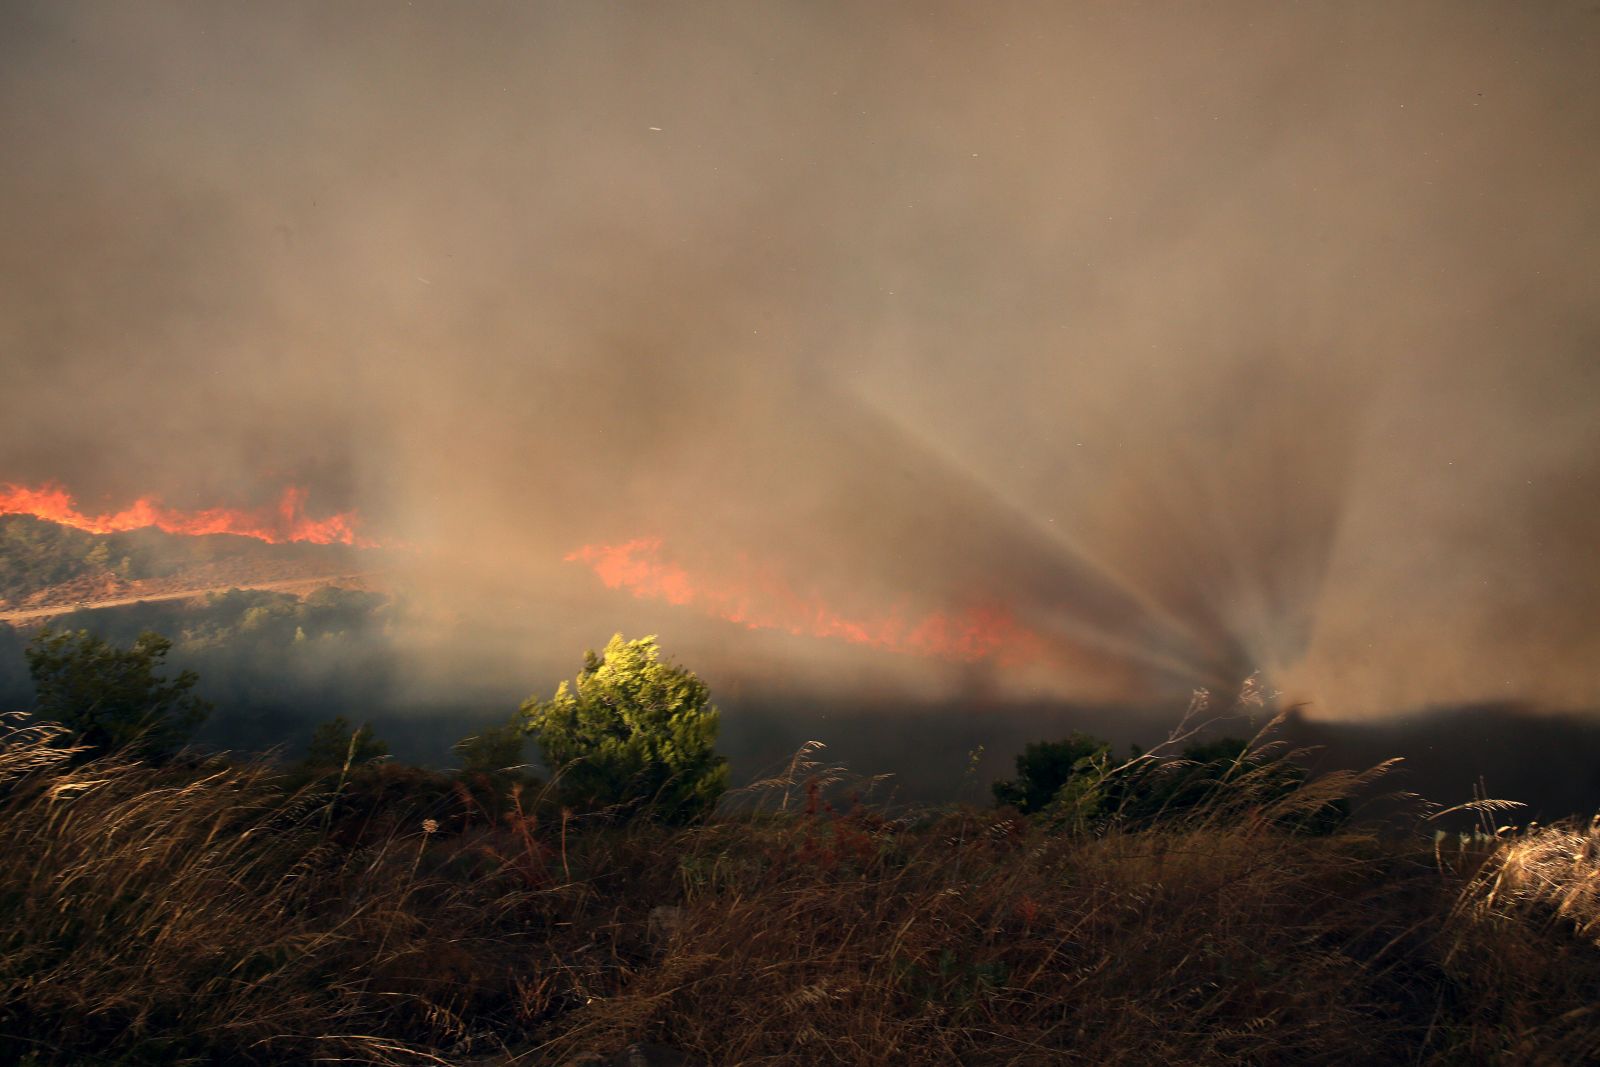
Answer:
[
  {"left": 566, "top": 537, "right": 1049, "bottom": 665},
  {"left": 0, "top": 482, "right": 376, "bottom": 547}
]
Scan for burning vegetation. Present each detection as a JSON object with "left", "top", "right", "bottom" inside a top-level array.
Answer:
[
  {"left": 0, "top": 482, "right": 375, "bottom": 548},
  {"left": 567, "top": 538, "right": 1050, "bottom": 667}
]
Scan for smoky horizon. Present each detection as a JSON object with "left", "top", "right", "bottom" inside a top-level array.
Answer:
[{"left": 3, "top": 1, "right": 1598, "bottom": 720}]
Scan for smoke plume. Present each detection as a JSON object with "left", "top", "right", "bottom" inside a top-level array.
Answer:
[{"left": 2, "top": 1, "right": 1597, "bottom": 717}]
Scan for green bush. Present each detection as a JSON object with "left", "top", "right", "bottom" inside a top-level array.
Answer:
[
  {"left": 455, "top": 717, "right": 526, "bottom": 780},
  {"left": 300, "top": 715, "right": 388, "bottom": 771},
  {"left": 521, "top": 634, "right": 728, "bottom": 823},
  {"left": 25, "top": 627, "right": 209, "bottom": 763},
  {"left": 991, "top": 732, "right": 1111, "bottom": 814},
  {"left": 997, "top": 732, "right": 1348, "bottom": 834}
]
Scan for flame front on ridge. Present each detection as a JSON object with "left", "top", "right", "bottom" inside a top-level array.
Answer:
[
  {"left": 566, "top": 537, "right": 1049, "bottom": 665},
  {"left": 0, "top": 482, "right": 375, "bottom": 547}
]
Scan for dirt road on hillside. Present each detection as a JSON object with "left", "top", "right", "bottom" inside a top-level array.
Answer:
[{"left": 0, "top": 573, "right": 379, "bottom": 625}]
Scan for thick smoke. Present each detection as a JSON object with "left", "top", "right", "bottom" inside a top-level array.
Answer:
[{"left": 2, "top": 2, "right": 1597, "bottom": 716}]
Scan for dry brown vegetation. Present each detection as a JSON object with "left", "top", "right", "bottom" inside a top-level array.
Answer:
[{"left": 3, "top": 715, "right": 1600, "bottom": 1066}]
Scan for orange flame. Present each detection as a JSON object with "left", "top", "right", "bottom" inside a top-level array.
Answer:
[
  {"left": 566, "top": 537, "right": 1049, "bottom": 665},
  {"left": 0, "top": 482, "right": 376, "bottom": 547}
]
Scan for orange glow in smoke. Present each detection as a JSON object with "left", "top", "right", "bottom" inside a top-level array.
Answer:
[
  {"left": 566, "top": 537, "right": 1049, "bottom": 665},
  {"left": 0, "top": 482, "right": 376, "bottom": 547}
]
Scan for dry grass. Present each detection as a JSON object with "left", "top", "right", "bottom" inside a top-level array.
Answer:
[
  {"left": 0, "top": 713, "right": 602, "bottom": 1064},
  {"left": 3, "top": 716, "right": 1600, "bottom": 1065},
  {"left": 1436, "top": 820, "right": 1600, "bottom": 1064}
]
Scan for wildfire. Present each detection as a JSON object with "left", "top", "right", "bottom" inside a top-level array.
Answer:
[
  {"left": 566, "top": 537, "right": 1049, "bottom": 666},
  {"left": 0, "top": 482, "right": 376, "bottom": 547}
]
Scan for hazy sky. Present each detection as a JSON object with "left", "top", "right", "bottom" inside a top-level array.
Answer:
[{"left": 2, "top": 2, "right": 1597, "bottom": 715}]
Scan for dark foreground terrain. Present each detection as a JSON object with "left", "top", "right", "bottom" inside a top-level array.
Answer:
[
  {"left": 4, "top": 717, "right": 1600, "bottom": 1066},
  {"left": 5, "top": 517, "right": 1600, "bottom": 1063}
]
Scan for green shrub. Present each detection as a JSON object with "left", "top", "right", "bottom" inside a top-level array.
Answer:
[
  {"left": 300, "top": 714, "right": 388, "bottom": 771},
  {"left": 25, "top": 627, "right": 209, "bottom": 763},
  {"left": 521, "top": 634, "right": 728, "bottom": 823},
  {"left": 991, "top": 732, "right": 1111, "bottom": 814},
  {"left": 998, "top": 731, "right": 1349, "bottom": 835}
]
